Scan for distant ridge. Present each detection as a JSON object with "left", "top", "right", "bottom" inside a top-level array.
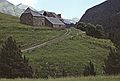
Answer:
[
  {"left": 0, "top": 0, "right": 23, "bottom": 16},
  {"left": 79, "top": 0, "right": 120, "bottom": 34},
  {"left": 0, "top": 0, "right": 35, "bottom": 17},
  {"left": 16, "top": 3, "right": 36, "bottom": 11}
]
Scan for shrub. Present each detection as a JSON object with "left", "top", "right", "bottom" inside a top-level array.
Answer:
[
  {"left": 76, "top": 22, "right": 86, "bottom": 31},
  {"left": 86, "top": 23, "right": 96, "bottom": 37},
  {"left": 83, "top": 61, "right": 96, "bottom": 76},
  {"left": 95, "top": 24, "right": 105, "bottom": 38},
  {"left": 86, "top": 23, "right": 105, "bottom": 38},
  {"left": 103, "top": 47, "right": 120, "bottom": 75},
  {"left": 76, "top": 22, "right": 105, "bottom": 38}
]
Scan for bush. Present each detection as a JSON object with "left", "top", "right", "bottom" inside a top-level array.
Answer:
[
  {"left": 86, "top": 23, "right": 96, "bottom": 37},
  {"left": 103, "top": 47, "right": 120, "bottom": 75},
  {"left": 86, "top": 23, "right": 105, "bottom": 38},
  {"left": 111, "top": 29, "right": 120, "bottom": 46},
  {"left": 76, "top": 22, "right": 86, "bottom": 31},
  {"left": 76, "top": 22, "right": 105, "bottom": 38},
  {"left": 83, "top": 61, "right": 96, "bottom": 76},
  {"left": 95, "top": 24, "right": 105, "bottom": 38},
  {"left": 0, "top": 36, "right": 33, "bottom": 78},
  {"left": 36, "top": 61, "right": 81, "bottom": 78}
]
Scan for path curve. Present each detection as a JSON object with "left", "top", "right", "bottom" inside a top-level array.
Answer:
[{"left": 22, "top": 28, "right": 71, "bottom": 53}]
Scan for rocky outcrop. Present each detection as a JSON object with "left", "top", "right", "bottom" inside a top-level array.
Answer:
[
  {"left": 0, "top": 0, "right": 23, "bottom": 16},
  {"left": 0, "top": 0, "right": 35, "bottom": 17},
  {"left": 80, "top": 0, "right": 120, "bottom": 33}
]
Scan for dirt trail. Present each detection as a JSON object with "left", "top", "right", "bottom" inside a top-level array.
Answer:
[{"left": 21, "top": 28, "right": 71, "bottom": 53}]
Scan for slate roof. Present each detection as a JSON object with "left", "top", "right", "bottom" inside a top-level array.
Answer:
[
  {"left": 39, "top": 10, "right": 58, "bottom": 18},
  {"left": 46, "top": 17, "right": 65, "bottom": 25},
  {"left": 39, "top": 10, "right": 45, "bottom": 15},
  {"left": 24, "top": 8, "right": 60, "bottom": 18},
  {"left": 23, "top": 8, "right": 65, "bottom": 26},
  {"left": 31, "top": 11, "right": 41, "bottom": 16},
  {"left": 24, "top": 7, "right": 41, "bottom": 16}
]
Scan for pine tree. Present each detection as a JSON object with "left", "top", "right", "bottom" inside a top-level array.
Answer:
[
  {"left": 83, "top": 61, "right": 96, "bottom": 76},
  {"left": 0, "top": 36, "right": 33, "bottom": 78},
  {"left": 103, "top": 47, "right": 120, "bottom": 75}
]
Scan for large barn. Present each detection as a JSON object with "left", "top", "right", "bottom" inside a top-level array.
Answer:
[{"left": 20, "top": 8, "right": 66, "bottom": 29}]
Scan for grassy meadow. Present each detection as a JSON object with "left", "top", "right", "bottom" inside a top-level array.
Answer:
[
  {"left": 0, "top": 13, "right": 65, "bottom": 49},
  {"left": 0, "top": 13, "right": 119, "bottom": 79},
  {"left": 24, "top": 28, "right": 114, "bottom": 77},
  {"left": 0, "top": 76, "right": 120, "bottom": 81}
]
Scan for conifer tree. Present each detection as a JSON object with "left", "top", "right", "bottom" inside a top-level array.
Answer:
[{"left": 0, "top": 36, "right": 33, "bottom": 78}]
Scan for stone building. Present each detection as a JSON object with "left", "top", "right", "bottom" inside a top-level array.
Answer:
[
  {"left": 45, "top": 17, "right": 65, "bottom": 29},
  {"left": 20, "top": 8, "right": 65, "bottom": 28}
]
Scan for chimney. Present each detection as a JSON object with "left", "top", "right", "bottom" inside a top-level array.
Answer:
[{"left": 57, "top": 14, "right": 61, "bottom": 18}]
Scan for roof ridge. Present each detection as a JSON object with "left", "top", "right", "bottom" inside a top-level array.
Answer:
[{"left": 46, "top": 17, "right": 65, "bottom": 25}]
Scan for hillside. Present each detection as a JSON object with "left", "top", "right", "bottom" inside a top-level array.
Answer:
[
  {"left": 24, "top": 27, "right": 114, "bottom": 77},
  {"left": 0, "top": 13, "right": 65, "bottom": 49},
  {"left": 0, "top": 13, "right": 114, "bottom": 77},
  {"left": 79, "top": 0, "right": 120, "bottom": 34}
]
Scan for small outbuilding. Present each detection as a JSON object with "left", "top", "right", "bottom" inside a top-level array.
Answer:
[{"left": 45, "top": 17, "right": 65, "bottom": 29}]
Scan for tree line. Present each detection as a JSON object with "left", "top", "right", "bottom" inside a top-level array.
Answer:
[{"left": 76, "top": 22, "right": 105, "bottom": 38}]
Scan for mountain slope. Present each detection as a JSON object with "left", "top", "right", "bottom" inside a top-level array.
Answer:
[
  {"left": 0, "top": 0, "right": 23, "bottom": 16},
  {"left": 0, "top": 0, "right": 36, "bottom": 17},
  {"left": 72, "top": 17, "right": 79, "bottom": 22},
  {"left": 80, "top": 0, "right": 120, "bottom": 33},
  {"left": 16, "top": 3, "right": 36, "bottom": 11}
]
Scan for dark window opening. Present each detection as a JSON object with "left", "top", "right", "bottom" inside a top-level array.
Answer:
[{"left": 43, "top": 12, "right": 47, "bottom": 16}]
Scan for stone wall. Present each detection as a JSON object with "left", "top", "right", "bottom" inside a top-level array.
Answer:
[
  {"left": 20, "top": 13, "right": 33, "bottom": 25},
  {"left": 20, "top": 12, "right": 65, "bottom": 29},
  {"left": 53, "top": 24, "right": 65, "bottom": 29},
  {"left": 33, "top": 16, "right": 45, "bottom": 26},
  {"left": 45, "top": 18, "right": 53, "bottom": 27}
]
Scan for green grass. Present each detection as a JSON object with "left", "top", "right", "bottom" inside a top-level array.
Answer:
[
  {"left": 0, "top": 13, "right": 115, "bottom": 77},
  {"left": 0, "top": 13, "right": 65, "bottom": 49},
  {"left": 0, "top": 76, "right": 120, "bottom": 81},
  {"left": 24, "top": 28, "right": 114, "bottom": 76}
]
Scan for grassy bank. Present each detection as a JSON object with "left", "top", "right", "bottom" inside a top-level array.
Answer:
[{"left": 0, "top": 76, "right": 120, "bottom": 81}]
